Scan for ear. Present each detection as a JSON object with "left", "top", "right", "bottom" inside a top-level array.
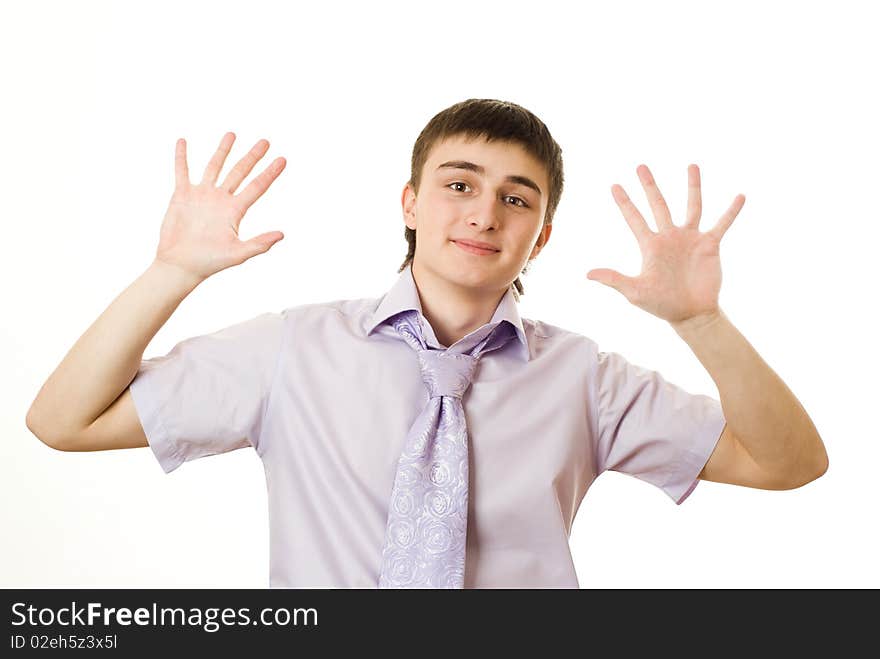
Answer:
[
  {"left": 402, "top": 183, "right": 417, "bottom": 230},
  {"left": 529, "top": 223, "right": 553, "bottom": 259}
]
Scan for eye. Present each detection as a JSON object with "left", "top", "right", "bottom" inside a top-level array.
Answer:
[
  {"left": 448, "top": 182, "right": 529, "bottom": 208},
  {"left": 505, "top": 195, "right": 528, "bottom": 208}
]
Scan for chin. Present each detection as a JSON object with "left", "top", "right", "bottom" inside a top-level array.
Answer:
[
  {"left": 419, "top": 247, "right": 508, "bottom": 287},
  {"left": 442, "top": 261, "right": 509, "bottom": 291}
]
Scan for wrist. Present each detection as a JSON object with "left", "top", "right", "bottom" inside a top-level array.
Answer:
[
  {"left": 149, "top": 258, "right": 205, "bottom": 293},
  {"left": 670, "top": 308, "right": 724, "bottom": 337}
]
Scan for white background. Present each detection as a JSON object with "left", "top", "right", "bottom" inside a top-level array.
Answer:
[{"left": 2, "top": 0, "right": 877, "bottom": 588}]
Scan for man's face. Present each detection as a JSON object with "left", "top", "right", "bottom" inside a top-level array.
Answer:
[{"left": 402, "top": 134, "right": 552, "bottom": 295}]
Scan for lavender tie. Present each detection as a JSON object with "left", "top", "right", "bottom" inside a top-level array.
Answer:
[{"left": 377, "top": 309, "right": 517, "bottom": 588}]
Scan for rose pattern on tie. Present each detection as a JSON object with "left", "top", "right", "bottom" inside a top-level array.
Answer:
[{"left": 377, "top": 309, "right": 517, "bottom": 588}]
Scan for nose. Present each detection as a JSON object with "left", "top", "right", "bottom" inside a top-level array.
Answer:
[{"left": 466, "top": 194, "right": 502, "bottom": 232}]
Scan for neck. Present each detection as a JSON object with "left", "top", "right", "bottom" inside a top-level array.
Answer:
[{"left": 411, "top": 257, "right": 507, "bottom": 348}]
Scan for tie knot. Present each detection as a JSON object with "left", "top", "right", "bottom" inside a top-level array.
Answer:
[{"left": 416, "top": 349, "right": 478, "bottom": 399}]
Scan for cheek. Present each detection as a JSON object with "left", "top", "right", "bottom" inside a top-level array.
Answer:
[
  {"left": 416, "top": 195, "right": 452, "bottom": 227},
  {"left": 426, "top": 210, "right": 457, "bottom": 236}
]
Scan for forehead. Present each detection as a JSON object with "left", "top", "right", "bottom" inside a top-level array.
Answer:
[{"left": 426, "top": 135, "right": 547, "bottom": 186}]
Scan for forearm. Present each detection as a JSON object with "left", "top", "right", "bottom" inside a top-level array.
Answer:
[
  {"left": 671, "top": 308, "right": 828, "bottom": 482},
  {"left": 26, "top": 259, "right": 203, "bottom": 444}
]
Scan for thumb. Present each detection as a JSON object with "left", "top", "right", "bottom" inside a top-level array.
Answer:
[
  {"left": 586, "top": 268, "right": 637, "bottom": 299},
  {"left": 241, "top": 231, "right": 284, "bottom": 259}
]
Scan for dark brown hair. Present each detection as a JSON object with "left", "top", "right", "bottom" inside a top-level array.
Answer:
[{"left": 399, "top": 98, "right": 564, "bottom": 301}]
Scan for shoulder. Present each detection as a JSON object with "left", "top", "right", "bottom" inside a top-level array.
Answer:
[
  {"left": 279, "top": 295, "right": 379, "bottom": 339},
  {"left": 520, "top": 316, "right": 600, "bottom": 360},
  {"left": 281, "top": 295, "right": 375, "bottom": 319}
]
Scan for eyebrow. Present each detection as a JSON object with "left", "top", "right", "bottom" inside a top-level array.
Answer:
[{"left": 436, "top": 160, "right": 543, "bottom": 197}]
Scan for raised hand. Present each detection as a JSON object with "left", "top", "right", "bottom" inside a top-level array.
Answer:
[
  {"left": 586, "top": 164, "right": 745, "bottom": 327},
  {"left": 154, "top": 132, "right": 287, "bottom": 282}
]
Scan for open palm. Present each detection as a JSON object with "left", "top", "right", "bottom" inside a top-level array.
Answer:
[
  {"left": 587, "top": 164, "right": 745, "bottom": 326},
  {"left": 155, "top": 132, "right": 287, "bottom": 281}
]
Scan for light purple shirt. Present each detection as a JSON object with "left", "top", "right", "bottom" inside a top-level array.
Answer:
[{"left": 129, "top": 263, "right": 726, "bottom": 588}]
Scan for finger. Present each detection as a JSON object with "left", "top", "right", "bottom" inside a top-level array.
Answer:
[
  {"left": 237, "top": 231, "right": 285, "bottom": 261},
  {"left": 684, "top": 163, "right": 702, "bottom": 229},
  {"left": 636, "top": 164, "right": 674, "bottom": 230},
  {"left": 586, "top": 268, "right": 638, "bottom": 302},
  {"left": 235, "top": 157, "right": 287, "bottom": 211},
  {"left": 200, "top": 132, "right": 236, "bottom": 186},
  {"left": 174, "top": 138, "right": 189, "bottom": 188},
  {"left": 220, "top": 139, "right": 270, "bottom": 194},
  {"left": 611, "top": 184, "right": 654, "bottom": 244},
  {"left": 707, "top": 194, "right": 745, "bottom": 241}
]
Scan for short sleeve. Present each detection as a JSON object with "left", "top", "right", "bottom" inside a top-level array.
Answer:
[
  {"left": 129, "top": 311, "right": 286, "bottom": 474},
  {"left": 592, "top": 349, "right": 726, "bottom": 505}
]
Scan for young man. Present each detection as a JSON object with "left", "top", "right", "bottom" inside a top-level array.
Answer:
[{"left": 26, "top": 99, "right": 828, "bottom": 588}]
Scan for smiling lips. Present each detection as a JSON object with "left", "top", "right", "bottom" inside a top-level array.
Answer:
[{"left": 452, "top": 239, "right": 500, "bottom": 256}]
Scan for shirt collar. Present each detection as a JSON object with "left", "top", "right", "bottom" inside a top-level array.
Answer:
[{"left": 366, "top": 263, "right": 530, "bottom": 362}]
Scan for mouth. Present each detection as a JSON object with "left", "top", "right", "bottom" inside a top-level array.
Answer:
[{"left": 452, "top": 240, "right": 500, "bottom": 256}]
